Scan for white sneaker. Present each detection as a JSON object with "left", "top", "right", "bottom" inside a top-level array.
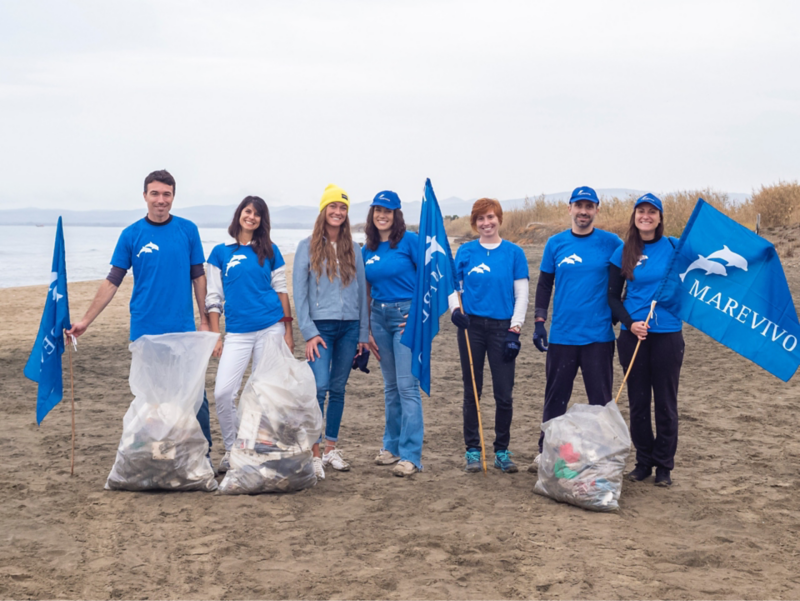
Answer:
[
  {"left": 375, "top": 449, "right": 401, "bottom": 466},
  {"left": 312, "top": 456, "right": 325, "bottom": 480},
  {"left": 218, "top": 451, "right": 231, "bottom": 474},
  {"left": 392, "top": 460, "right": 419, "bottom": 477},
  {"left": 322, "top": 448, "right": 351, "bottom": 472},
  {"left": 527, "top": 454, "right": 541, "bottom": 473}
]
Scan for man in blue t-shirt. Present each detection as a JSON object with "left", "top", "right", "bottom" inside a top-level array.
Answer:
[
  {"left": 67, "top": 170, "right": 214, "bottom": 450},
  {"left": 529, "top": 186, "right": 623, "bottom": 470}
]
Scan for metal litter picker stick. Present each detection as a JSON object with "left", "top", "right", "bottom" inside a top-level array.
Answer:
[
  {"left": 457, "top": 293, "right": 488, "bottom": 474},
  {"left": 614, "top": 300, "right": 657, "bottom": 404}
]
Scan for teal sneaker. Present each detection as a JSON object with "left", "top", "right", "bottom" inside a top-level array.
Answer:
[
  {"left": 464, "top": 449, "right": 482, "bottom": 473},
  {"left": 494, "top": 450, "right": 518, "bottom": 473}
]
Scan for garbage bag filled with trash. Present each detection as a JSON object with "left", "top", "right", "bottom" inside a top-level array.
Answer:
[
  {"left": 105, "top": 332, "right": 219, "bottom": 492},
  {"left": 534, "top": 401, "right": 631, "bottom": 512},
  {"left": 219, "top": 342, "right": 322, "bottom": 494}
]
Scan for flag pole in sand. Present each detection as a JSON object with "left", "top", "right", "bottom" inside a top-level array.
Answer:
[
  {"left": 457, "top": 293, "right": 488, "bottom": 474},
  {"left": 67, "top": 334, "right": 77, "bottom": 476},
  {"left": 614, "top": 300, "right": 657, "bottom": 404}
]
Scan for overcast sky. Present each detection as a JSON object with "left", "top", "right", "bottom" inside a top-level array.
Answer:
[{"left": 1, "top": 1, "right": 798, "bottom": 211}]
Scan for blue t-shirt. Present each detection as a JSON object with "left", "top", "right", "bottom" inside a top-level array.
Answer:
[
  {"left": 362, "top": 232, "right": 419, "bottom": 302},
  {"left": 610, "top": 236, "right": 682, "bottom": 333},
  {"left": 540, "top": 228, "right": 622, "bottom": 345},
  {"left": 455, "top": 240, "right": 529, "bottom": 320},
  {"left": 208, "top": 243, "right": 286, "bottom": 334},
  {"left": 111, "top": 215, "right": 205, "bottom": 341}
]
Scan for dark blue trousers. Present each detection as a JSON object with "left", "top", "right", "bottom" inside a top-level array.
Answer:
[{"left": 538, "top": 341, "right": 615, "bottom": 452}]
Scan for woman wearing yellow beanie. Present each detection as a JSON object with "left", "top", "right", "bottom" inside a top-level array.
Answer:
[{"left": 293, "top": 184, "right": 370, "bottom": 479}]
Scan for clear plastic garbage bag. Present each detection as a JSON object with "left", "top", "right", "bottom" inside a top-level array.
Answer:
[
  {"left": 534, "top": 401, "right": 631, "bottom": 512},
  {"left": 219, "top": 341, "right": 322, "bottom": 494},
  {"left": 105, "top": 332, "right": 219, "bottom": 492}
]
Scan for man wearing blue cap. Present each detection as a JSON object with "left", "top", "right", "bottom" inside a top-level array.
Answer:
[{"left": 529, "top": 186, "right": 623, "bottom": 471}]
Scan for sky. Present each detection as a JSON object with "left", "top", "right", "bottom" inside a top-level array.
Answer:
[{"left": 1, "top": 0, "right": 798, "bottom": 211}]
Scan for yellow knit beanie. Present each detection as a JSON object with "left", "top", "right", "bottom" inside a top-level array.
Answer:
[{"left": 319, "top": 184, "right": 350, "bottom": 213}]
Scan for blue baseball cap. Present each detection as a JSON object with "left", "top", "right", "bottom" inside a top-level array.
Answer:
[
  {"left": 569, "top": 186, "right": 599, "bottom": 204},
  {"left": 634, "top": 193, "right": 663, "bottom": 212},
  {"left": 371, "top": 190, "right": 401, "bottom": 210}
]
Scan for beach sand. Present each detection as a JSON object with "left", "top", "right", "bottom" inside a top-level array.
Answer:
[{"left": 2, "top": 243, "right": 800, "bottom": 600}]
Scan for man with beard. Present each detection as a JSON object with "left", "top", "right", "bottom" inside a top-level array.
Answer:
[{"left": 528, "top": 186, "right": 622, "bottom": 471}]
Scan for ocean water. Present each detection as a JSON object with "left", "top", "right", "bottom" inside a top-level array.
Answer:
[{"left": 0, "top": 225, "right": 366, "bottom": 288}]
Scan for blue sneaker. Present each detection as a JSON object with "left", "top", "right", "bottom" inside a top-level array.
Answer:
[
  {"left": 494, "top": 450, "right": 518, "bottom": 473},
  {"left": 464, "top": 449, "right": 482, "bottom": 473}
]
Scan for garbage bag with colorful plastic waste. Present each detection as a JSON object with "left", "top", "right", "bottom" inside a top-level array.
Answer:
[
  {"left": 534, "top": 400, "right": 631, "bottom": 511},
  {"left": 219, "top": 341, "right": 322, "bottom": 494},
  {"left": 105, "top": 332, "right": 220, "bottom": 492}
]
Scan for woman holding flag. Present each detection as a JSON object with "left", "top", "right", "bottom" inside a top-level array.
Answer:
[
  {"left": 608, "top": 193, "right": 684, "bottom": 487},
  {"left": 205, "top": 196, "right": 293, "bottom": 473},
  {"left": 293, "top": 184, "right": 370, "bottom": 480},
  {"left": 362, "top": 191, "right": 422, "bottom": 477},
  {"left": 450, "top": 198, "right": 529, "bottom": 473}
]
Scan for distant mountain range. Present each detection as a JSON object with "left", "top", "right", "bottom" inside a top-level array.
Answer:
[{"left": 0, "top": 189, "right": 750, "bottom": 227}]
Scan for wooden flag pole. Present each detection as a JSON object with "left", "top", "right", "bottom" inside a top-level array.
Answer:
[
  {"left": 614, "top": 300, "right": 657, "bottom": 404},
  {"left": 68, "top": 335, "right": 76, "bottom": 476},
  {"left": 457, "top": 293, "right": 488, "bottom": 474}
]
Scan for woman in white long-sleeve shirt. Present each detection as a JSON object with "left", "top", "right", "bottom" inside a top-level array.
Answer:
[
  {"left": 205, "top": 196, "right": 293, "bottom": 473},
  {"left": 448, "top": 197, "right": 529, "bottom": 474}
]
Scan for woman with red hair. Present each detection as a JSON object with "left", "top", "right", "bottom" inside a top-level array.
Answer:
[{"left": 449, "top": 198, "right": 530, "bottom": 473}]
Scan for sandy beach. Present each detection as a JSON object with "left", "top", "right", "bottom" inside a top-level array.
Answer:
[{"left": 2, "top": 241, "right": 800, "bottom": 600}]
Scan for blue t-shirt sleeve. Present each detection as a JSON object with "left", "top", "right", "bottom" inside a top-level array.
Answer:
[
  {"left": 610, "top": 245, "right": 623, "bottom": 268},
  {"left": 513, "top": 245, "right": 529, "bottom": 279},
  {"left": 272, "top": 244, "right": 285, "bottom": 270},
  {"left": 406, "top": 232, "right": 419, "bottom": 267},
  {"left": 110, "top": 229, "right": 132, "bottom": 270},
  {"left": 540, "top": 238, "right": 556, "bottom": 273},
  {"left": 188, "top": 222, "right": 205, "bottom": 264},
  {"left": 207, "top": 244, "right": 224, "bottom": 270}
]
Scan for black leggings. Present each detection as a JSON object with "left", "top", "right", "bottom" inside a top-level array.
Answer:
[
  {"left": 457, "top": 316, "right": 515, "bottom": 453},
  {"left": 617, "top": 329, "right": 685, "bottom": 471}
]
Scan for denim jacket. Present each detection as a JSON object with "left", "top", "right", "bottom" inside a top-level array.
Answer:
[{"left": 293, "top": 236, "right": 370, "bottom": 343}]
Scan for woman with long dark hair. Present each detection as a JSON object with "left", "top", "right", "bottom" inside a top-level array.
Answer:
[
  {"left": 205, "top": 196, "right": 294, "bottom": 473},
  {"left": 293, "top": 184, "right": 369, "bottom": 480},
  {"left": 607, "top": 193, "right": 684, "bottom": 487},
  {"left": 362, "top": 191, "right": 423, "bottom": 477}
]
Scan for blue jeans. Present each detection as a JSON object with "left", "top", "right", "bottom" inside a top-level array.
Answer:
[
  {"left": 371, "top": 301, "right": 424, "bottom": 468},
  {"left": 308, "top": 320, "right": 360, "bottom": 442}
]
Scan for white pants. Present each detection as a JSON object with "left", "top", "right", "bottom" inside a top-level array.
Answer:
[{"left": 215, "top": 323, "right": 286, "bottom": 451}]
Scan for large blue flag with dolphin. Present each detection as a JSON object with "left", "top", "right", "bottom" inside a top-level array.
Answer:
[
  {"left": 656, "top": 199, "right": 800, "bottom": 381},
  {"left": 401, "top": 179, "right": 457, "bottom": 395},
  {"left": 24, "top": 217, "right": 72, "bottom": 423}
]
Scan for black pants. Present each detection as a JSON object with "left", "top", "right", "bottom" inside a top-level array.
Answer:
[
  {"left": 457, "top": 316, "right": 515, "bottom": 453},
  {"left": 617, "top": 329, "right": 684, "bottom": 471},
  {"left": 539, "top": 341, "right": 615, "bottom": 452}
]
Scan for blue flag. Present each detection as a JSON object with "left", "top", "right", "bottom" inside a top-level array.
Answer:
[
  {"left": 400, "top": 179, "right": 457, "bottom": 395},
  {"left": 656, "top": 199, "right": 800, "bottom": 381},
  {"left": 24, "top": 217, "right": 72, "bottom": 424}
]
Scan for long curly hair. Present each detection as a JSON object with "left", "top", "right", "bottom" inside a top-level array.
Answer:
[
  {"left": 309, "top": 208, "right": 356, "bottom": 286},
  {"left": 364, "top": 207, "right": 407, "bottom": 251},
  {"left": 228, "top": 196, "right": 274, "bottom": 266},
  {"left": 620, "top": 207, "right": 664, "bottom": 280}
]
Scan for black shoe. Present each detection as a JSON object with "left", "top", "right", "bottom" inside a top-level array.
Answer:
[
  {"left": 626, "top": 465, "right": 652, "bottom": 482},
  {"left": 654, "top": 467, "right": 672, "bottom": 487}
]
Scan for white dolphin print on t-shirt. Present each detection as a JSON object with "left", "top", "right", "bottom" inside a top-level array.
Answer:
[
  {"left": 468, "top": 263, "right": 491, "bottom": 275},
  {"left": 366, "top": 255, "right": 381, "bottom": 266},
  {"left": 558, "top": 253, "right": 582, "bottom": 267},
  {"left": 225, "top": 254, "right": 247, "bottom": 276},
  {"left": 137, "top": 242, "right": 159, "bottom": 258}
]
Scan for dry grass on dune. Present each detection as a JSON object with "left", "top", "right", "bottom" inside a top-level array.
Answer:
[{"left": 446, "top": 182, "right": 800, "bottom": 245}]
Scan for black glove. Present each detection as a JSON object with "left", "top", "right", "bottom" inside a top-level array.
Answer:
[
  {"left": 533, "top": 321, "right": 549, "bottom": 352},
  {"left": 503, "top": 330, "right": 521, "bottom": 362},
  {"left": 451, "top": 308, "right": 470, "bottom": 329},
  {"left": 352, "top": 349, "right": 370, "bottom": 373}
]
